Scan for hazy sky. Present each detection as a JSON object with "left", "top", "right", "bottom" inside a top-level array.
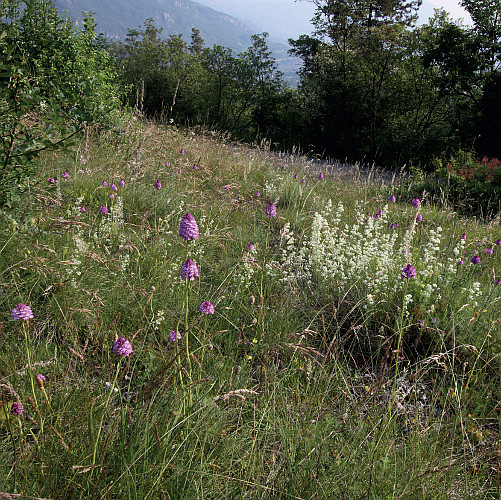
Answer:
[
  {"left": 421, "top": 0, "right": 472, "bottom": 23},
  {"left": 197, "top": 0, "right": 473, "bottom": 42}
]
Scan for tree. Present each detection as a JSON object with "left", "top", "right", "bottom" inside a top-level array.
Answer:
[
  {"left": 461, "top": 0, "right": 501, "bottom": 71},
  {"left": 286, "top": 0, "right": 501, "bottom": 166},
  {"left": 190, "top": 28, "right": 204, "bottom": 55},
  {"left": 240, "top": 33, "right": 285, "bottom": 137},
  {"left": 460, "top": 0, "right": 501, "bottom": 155},
  {"left": 203, "top": 45, "right": 238, "bottom": 128},
  {"left": 111, "top": 20, "right": 206, "bottom": 120},
  {"left": 291, "top": 0, "right": 423, "bottom": 163},
  {"left": 201, "top": 34, "right": 285, "bottom": 140},
  {"left": 115, "top": 19, "right": 169, "bottom": 113},
  {"left": 164, "top": 34, "right": 197, "bottom": 116}
]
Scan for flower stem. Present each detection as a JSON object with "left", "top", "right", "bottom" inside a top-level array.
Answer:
[
  {"left": 183, "top": 238, "right": 193, "bottom": 405},
  {"left": 91, "top": 360, "right": 121, "bottom": 469},
  {"left": 22, "top": 324, "right": 38, "bottom": 411},
  {"left": 389, "top": 281, "right": 408, "bottom": 414}
]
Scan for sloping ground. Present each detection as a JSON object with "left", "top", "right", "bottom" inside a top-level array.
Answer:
[
  {"left": 1, "top": 120, "right": 498, "bottom": 498},
  {"left": 228, "top": 142, "right": 410, "bottom": 185}
]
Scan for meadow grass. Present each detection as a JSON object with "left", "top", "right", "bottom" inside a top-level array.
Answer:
[{"left": 1, "top": 116, "right": 500, "bottom": 499}]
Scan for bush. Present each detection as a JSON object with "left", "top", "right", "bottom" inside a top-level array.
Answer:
[
  {"left": 0, "top": 0, "right": 123, "bottom": 206},
  {"left": 403, "top": 150, "right": 501, "bottom": 219}
]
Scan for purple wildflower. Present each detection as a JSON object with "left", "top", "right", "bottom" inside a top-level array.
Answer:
[
  {"left": 458, "top": 258, "right": 464, "bottom": 265},
  {"left": 485, "top": 248, "right": 493, "bottom": 255},
  {"left": 471, "top": 255, "right": 481, "bottom": 264},
  {"left": 181, "top": 258, "right": 199, "bottom": 281},
  {"left": 390, "top": 223, "right": 398, "bottom": 229},
  {"left": 165, "top": 162, "right": 170, "bottom": 167},
  {"left": 47, "top": 177, "right": 55, "bottom": 184},
  {"left": 169, "top": 330, "right": 182, "bottom": 342},
  {"left": 110, "top": 183, "right": 118, "bottom": 192},
  {"left": 100, "top": 205, "right": 108, "bottom": 215},
  {"left": 494, "top": 278, "right": 501, "bottom": 285},
  {"left": 118, "top": 179, "right": 125, "bottom": 187},
  {"left": 154, "top": 180, "right": 162, "bottom": 190},
  {"left": 401, "top": 264, "right": 417, "bottom": 280},
  {"left": 180, "top": 148, "right": 185, "bottom": 155},
  {"left": 11, "top": 303, "right": 34, "bottom": 320},
  {"left": 416, "top": 213, "right": 423, "bottom": 222},
  {"left": 62, "top": 171, "right": 69, "bottom": 179},
  {"left": 112, "top": 337, "right": 134, "bottom": 357},
  {"left": 411, "top": 198, "right": 421, "bottom": 208},
  {"left": 224, "top": 184, "right": 230, "bottom": 190},
  {"left": 432, "top": 318, "right": 437, "bottom": 323},
  {"left": 80, "top": 206, "right": 86, "bottom": 212},
  {"left": 248, "top": 243, "right": 255, "bottom": 252},
  {"left": 255, "top": 191, "right": 260, "bottom": 197},
  {"left": 10, "top": 402, "right": 24, "bottom": 416},
  {"left": 461, "top": 233, "right": 467, "bottom": 240},
  {"left": 318, "top": 173, "right": 324, "bottom": 179},
  {"left": 294, "top": 174, "right": 298, "bottom": 179},
  {"left": 179, "top": 212, "right": 199, "bottom": 241},
  {"left": 199, "top": 301, "right": 215, "bottom": 314},
  {"left": 300, "top": 179, "right": 306, "bottom": 184},
  {"left": 193, "top": 164, "right": 198, "bottom": 170},
  {"left": 177, "top": 169, "right": 181, "bottom": 174},
  {"left": 496, "top": 239, "right": 501, "bottom": 245},
  {"left": 110, "top": 193, "right": 115, "bottom": 199},
  {"left": 389, "top": 195, "right": 396, "bottom": 203},
  {"left": 265, "top": 202, "right": 277, "bottom": 218},
  {"left": 101, "top": 181, "right": 107, "bottom": 186},
  {"left": 35, "top": 374, "right": 46, "bottom": 389}
]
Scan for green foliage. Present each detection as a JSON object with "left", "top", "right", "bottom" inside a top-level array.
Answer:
[
  {"left": 0, "top": 0, "right": 123, "bottom": 205},
  {"left": 288, "top": 2, "right": 501, "bottom": 167},
  {"left": 460, "top": 0, "right": 501, "bottom": 71},
  {"left": 111, "top": 23, "right": 290, "bottom": 145},
  {"left": 403, "top": 150, "right": 501, "bottom": 218},
  {"left": 112, "top": 20, "right": 206, "bottom": 118},
  {"left": 477, "top": 69, "right": 501, "bottom": 158}
]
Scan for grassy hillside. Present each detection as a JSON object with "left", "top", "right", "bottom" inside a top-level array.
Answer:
[{"left": 1, "top": 116, "right": 500, "bottom": 498}]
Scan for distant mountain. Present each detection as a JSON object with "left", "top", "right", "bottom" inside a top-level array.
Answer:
[
  {"left": 53, "top": 0, "right": 301, "bottom": 84},
  {"left": 54, "top": 0, "right": 256, "bottom": 51}
]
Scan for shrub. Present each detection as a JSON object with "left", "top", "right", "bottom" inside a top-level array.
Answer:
[
  {"left": 0, "top": 0, "right": 123, "bottom": 205},
  {"left": 403, "top": 150, "right": 501, "bottom": 219}
]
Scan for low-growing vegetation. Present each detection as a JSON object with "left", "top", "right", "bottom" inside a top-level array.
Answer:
[
  {"left": 404, "top": 151, "right": 501, "bottom": 219},
  {"left": 1, "top": 118, "right": 500, "bottom": 499},
  {"left": 2, "top": 0, "right": 501, "bottom": 497}
]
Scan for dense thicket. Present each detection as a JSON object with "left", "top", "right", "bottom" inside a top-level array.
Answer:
[
  {"left": 108, "top": 0, "right": 500, "bottom": 169},
  {"left": 289, "top": 0, "right": 500, "bottom": 167},
  {"left": 109, "top": 22, "right": 296, "bottom": 145}
]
